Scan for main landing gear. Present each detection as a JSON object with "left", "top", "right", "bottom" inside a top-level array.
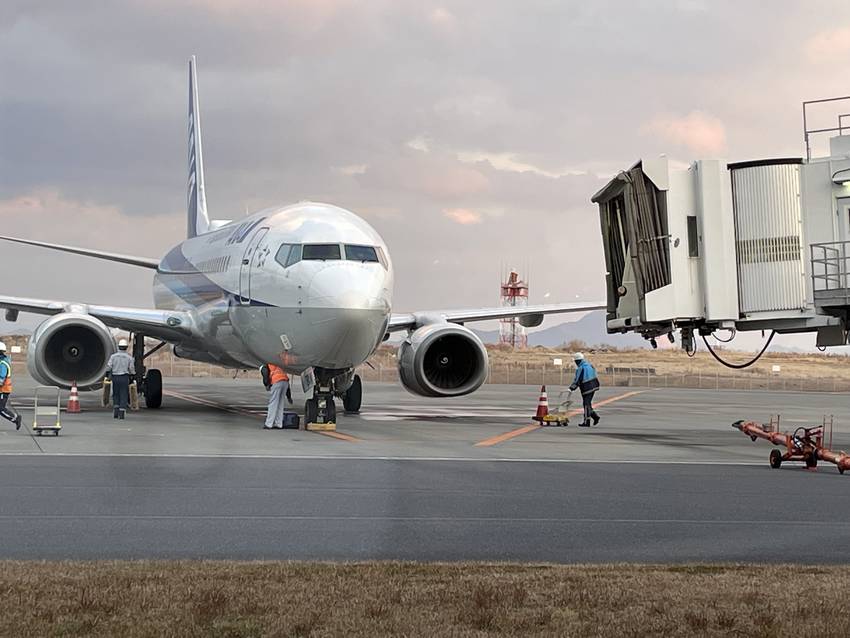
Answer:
[{"left": 131, "top": 334, "right": 165, "bottom": 409}]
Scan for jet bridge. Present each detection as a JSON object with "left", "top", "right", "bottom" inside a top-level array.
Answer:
[{"left": 592, "top": 97, "right": 850, "bottom": 352}]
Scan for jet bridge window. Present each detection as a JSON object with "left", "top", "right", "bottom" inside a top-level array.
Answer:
[
  {"left": 302, "top": 243, "right": 341, "bottom": 260},
  {"left": 344, "top": 244, "right": 379, "bottom": 262}
]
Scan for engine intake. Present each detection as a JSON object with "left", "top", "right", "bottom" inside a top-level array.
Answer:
[
  {"left": 27, "top": 314, "right": 116, "bottom": 390},
  {"left": 398, "top": 323, "right": 489, "bottom": 397}
]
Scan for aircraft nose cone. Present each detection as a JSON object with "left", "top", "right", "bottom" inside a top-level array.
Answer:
[
  {"left": 307, "top": 264, "right": 390, "bottom": 313},
  {"left": 304, "top": 264, "right": 391, "bottom": 368}
]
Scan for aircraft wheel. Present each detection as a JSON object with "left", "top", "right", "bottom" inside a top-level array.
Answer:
[
  {"left": 806, "top": 451, "right": 818, "bottom": 468},
  {"left": 343, "top": 374, "right": 362, "bottom": 413},
  {"left": 144, "top": 369, "right": 163, "bottom": 409},
  {"left": 326, "top": 397, "right": 337, "bottom": 423},
  {"left": 769, "top": 449, "right": 782, "bottom": 469},
  {"left": 305, "top": 398, "right": 318, "bottom": 424}
]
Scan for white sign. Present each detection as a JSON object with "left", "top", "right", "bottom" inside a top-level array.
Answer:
[
  {"left": 301, "top": 367, "right": 316, "bottom": 394},
  {"left": 553, "top": 358, "right": 563, "bottom": 366},
  {"left": 279, "top": 334, "right": 292, "bottom": 350},
  {"left": 771, "top": 365, "right": 781, "bottom": 374},
  {"left": 10, "top": 346, "right": 22, "bottom": 354}
]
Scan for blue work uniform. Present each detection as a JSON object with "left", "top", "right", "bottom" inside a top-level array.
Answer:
[{"left": 570, "top": 360, "right": 600, "bottom": 425}]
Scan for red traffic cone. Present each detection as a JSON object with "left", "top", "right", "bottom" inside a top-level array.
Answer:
[
  {"left": 533, "top": 385, "right": 549, "bottom": 423},
  {"left": 67, "top": 381, "right": 81, "bottom": 414}
]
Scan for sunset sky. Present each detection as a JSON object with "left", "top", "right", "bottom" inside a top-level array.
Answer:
[{"left": 3, "top": 1, "right": 850, "bottom": 345}]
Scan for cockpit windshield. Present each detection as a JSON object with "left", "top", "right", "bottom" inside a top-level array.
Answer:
[
  {"left": 344, "top": 245, "right": 379, "bottom": 262},
  {"left": 277, "top": 242, "right": 387, "bottom": 268},
  {"left": 302, "top": 244, "right": 341, "bottom": 260}
]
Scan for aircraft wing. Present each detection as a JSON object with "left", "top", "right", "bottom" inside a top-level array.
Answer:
[
  {"left": 388, "top": 301, "right": 606, "bottom": 332},
  {"left": 0, "top": 295, "right": 193, "bottom": 342},
  {"left": 0, "top": 235, "right": 160, "bottom": 269}
]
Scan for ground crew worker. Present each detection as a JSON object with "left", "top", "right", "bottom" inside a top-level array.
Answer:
[
  {"left": 106, "top": 338, "right": 135, "bottom": 420},
  {"left": 570, "top": 352, "right": 600, "bottom": 427},
  {"left": 0, "top": 342, "right": 22, "bottom": 430},
  {"left": 262, "top": 363, "right": 290, "bottom": 429}
]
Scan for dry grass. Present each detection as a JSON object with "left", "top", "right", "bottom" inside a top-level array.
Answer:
[{"left": 1, "top": 561, "right": 848, "bottom": 637}]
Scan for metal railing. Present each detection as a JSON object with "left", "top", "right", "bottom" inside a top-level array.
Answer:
[
  {"left": 811, "top": 240, "right": 850, "bottom": 305},
  {"left": 803, "top": 96, "right": 850, "bottom": 160}
]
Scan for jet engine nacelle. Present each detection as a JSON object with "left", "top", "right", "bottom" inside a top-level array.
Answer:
[
  {"left": 398, "top": 323, "right": 489, "bottom": 397},
  {"left": 27, "top": 313, "right": 117, "bottom": 391}
]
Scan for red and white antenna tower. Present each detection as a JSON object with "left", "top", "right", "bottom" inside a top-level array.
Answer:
[{"left": 499, "top": 269, "right": 529, "bottom": 348}]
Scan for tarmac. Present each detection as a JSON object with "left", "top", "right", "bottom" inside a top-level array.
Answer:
[{"left": 1, "top": 375, "right": 849, "bottom": 562}]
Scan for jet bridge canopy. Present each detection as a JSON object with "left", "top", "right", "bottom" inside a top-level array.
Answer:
[{"left": 592, "top": 161, "right": 671, "bottom": 317}]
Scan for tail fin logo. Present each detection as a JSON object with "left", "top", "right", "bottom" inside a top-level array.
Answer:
[{"left": 187, "top": 56, "right": 209, "bottom": 239}]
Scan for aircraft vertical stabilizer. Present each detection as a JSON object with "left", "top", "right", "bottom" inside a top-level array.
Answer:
[{"left": 187, "top": 55, "right": 210, "bottom": 238}]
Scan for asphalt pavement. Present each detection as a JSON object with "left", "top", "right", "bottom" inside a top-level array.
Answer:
[{"left": 1, "top": 377, "right": 848, "bottom": 562}]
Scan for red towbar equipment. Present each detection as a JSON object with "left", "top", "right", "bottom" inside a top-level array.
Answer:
[{"left": 733, "top": 416, "right": 850, "bottom": 474}]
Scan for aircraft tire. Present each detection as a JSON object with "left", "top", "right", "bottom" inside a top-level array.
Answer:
[
  {"left": 305, "top": 398, "right": 318, "bottom": 424},
  {"left": 144, "top": 369, "right": 163, "bottom": 409},
  {"left": 343, "top": 374, "right": 362, "bottom": 413}
]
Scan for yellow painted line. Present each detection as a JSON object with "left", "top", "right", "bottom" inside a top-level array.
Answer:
[
  {"left": 474, "top": 424, "right": 540, "bottom": 447},
  {"left": 164, "top": 390, "right": 360, "bottom": 441},
  {"left": 474, "top": 390, "right": 646, "bottom": 447},
  {"left": 319, "top": 431, "right": 359, "bottom": 442}
]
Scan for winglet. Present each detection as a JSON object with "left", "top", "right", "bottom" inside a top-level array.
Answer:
[{"left": 188, "top": 55, "right": 210, "bottom": 238}]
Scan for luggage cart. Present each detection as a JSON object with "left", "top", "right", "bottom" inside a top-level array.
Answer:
[
  {"left": 540, "top": 389, "right": 574, "bottom": 427},
  {"left": 33, "top": 386, "right": 62, "bottom": 436}
]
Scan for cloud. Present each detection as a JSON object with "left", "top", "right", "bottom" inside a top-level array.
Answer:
[
  {"left": 428, "top": 7, "right": 458, "bottom": 33},
  {"left": 0, "top": 191, "right": 181, "bottom": 253},
  {"left": 804, "top": 26, "right": 850, "bottom": 61},
  {"left": 443, "top": 208, "right": 482, "bottom": 225},
  {"left": 6, "top": 1, "right": 850, "bottom": 321},
  {"left": 643, "top": 111, "right": 727, "bottom": 156}
]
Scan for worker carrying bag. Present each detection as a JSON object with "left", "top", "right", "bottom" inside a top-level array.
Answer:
[{"left": 260, "top": 365, "right": 272, "bottom": 391}]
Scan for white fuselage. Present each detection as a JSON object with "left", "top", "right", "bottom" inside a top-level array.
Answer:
[{"left": 153, "top": 202, "right": 394, "bottom": 373}]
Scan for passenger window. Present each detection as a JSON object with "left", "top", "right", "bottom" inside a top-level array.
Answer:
[
  {"left": 344, "top": 244, "right": 379, "bottom": 262},
  {"left": 303, "top": 244, "right": 341, "bottom": 260}
]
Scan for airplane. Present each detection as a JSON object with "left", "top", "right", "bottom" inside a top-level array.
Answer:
[{"left": 0, "top": 57, "right": 603, "bottom": 423}]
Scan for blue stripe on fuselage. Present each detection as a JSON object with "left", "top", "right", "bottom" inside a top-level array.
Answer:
[{"left": 157, "top": 246, "right": 273, "bottom": 307}]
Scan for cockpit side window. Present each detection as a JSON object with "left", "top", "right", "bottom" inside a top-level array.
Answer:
[
  {"left": 375, "top": 246, "right": 389, "bottom": 270},
  {"left": 275, "top": 244, "right": 293, "bottom": 267},
  {"left": 276, "top": 243, "right": 302, "bottom": 268},
  {"left": 302, "top": 244, "right": 341, "bottom": 260},
  {"left": 344, "top": 244, "right": 379, "bottom": 263}
]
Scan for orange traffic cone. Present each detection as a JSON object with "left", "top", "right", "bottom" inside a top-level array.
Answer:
[
  {"left": 533, "top": 385, "right": 549, "bottom": 423},
  {"left": 67, "top": 381, "right": 81, "bottom": 414}
]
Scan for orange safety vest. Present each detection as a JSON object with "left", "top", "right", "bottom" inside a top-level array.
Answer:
[
  {"left": 0, "top": 358, "right": 11, "bottom": 394},
  {"left": 268, "top": 364, "right": 289, "bottom": 384}
]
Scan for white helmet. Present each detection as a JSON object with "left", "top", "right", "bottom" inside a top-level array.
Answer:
[
  {"left": 573, "top": 352, "right": 585, "bottom": 362},
  {"left": 118, "top": 338, "right": 129, "bottom": 349},
  {"left": 0, "top": 341, "right": 6, "bottom": 352}
]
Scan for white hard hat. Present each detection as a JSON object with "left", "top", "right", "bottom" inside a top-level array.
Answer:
[
  {"left": 0, "top": 341, "right": 6, "bottom": 352},
  {"left": 118, "top": 338, "right": 129, "bottom": 348},
  {"left": 573, "top": 352, "right": 585, "bottom": 361}
]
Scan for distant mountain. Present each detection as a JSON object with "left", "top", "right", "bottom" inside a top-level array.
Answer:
[{"left": 474, "top": 311, "right": 648, "bottom": 349}]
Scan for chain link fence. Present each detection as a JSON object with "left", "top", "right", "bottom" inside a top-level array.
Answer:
[{"left": 8, "top": 350, "right": 850, "bottom": 393}]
